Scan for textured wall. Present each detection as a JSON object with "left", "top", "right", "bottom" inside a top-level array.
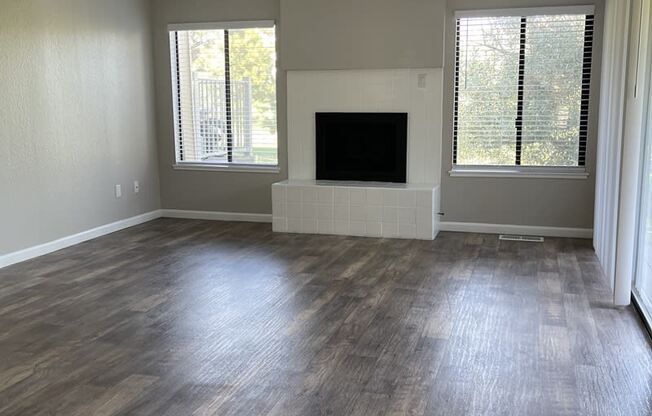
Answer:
[
  {"left": 280, "top": 0, "right": 446, "bottom": 70},
  {"left": 151, "top": 0, "right": 287, "bottom": 214},
  {"left": 0, "top": 0, "right": 160, "bottom": 255}
]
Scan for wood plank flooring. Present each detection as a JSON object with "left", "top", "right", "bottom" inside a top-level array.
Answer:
[{"left": 0, "top": 219, "right": 651, "bottom": 415}]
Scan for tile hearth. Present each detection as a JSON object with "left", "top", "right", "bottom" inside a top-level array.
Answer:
[{"left": 272, "top": 180, "right": 439, "bottom": 240}]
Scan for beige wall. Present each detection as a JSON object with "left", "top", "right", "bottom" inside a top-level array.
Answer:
[
  {"left": 281, "top": 0, "right": 446, "bottom": 70},
  {"left": 0, "top": 0, "right": 160, "bottom": 255},
  {"left": 151, "top": 0, "right": 287, "bottom": 214},
  {"left": 440, "top": 0, "right": 604, "bottom": 228}
]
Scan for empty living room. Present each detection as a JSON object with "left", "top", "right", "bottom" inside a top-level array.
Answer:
[{"left": 2, "top": 0, "right": 652, "bottom": 414}]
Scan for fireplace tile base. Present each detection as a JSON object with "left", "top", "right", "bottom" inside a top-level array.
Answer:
[{"left": 272, "top": 180, "right": 440, "bottom": 240}]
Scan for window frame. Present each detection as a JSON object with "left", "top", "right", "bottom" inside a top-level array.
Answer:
[
  {"left": 450, "top": 6, "right": 595, "bottom": 178},
  {"left": 168, "top": 20, "right": 280, "bottom": 173}
]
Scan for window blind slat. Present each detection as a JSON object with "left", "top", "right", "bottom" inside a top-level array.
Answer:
[
  {"left": 169, "top": 24, "right": 278, "bottom": 165},
  {"left": 453, "top": 13, "right": 593, "bottom": 167}
]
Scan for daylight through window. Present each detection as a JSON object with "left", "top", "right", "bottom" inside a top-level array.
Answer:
[
  {"left": 169, "top": 22, "right": 278, "bottom": 166},
  {"left": 453, "top": 10, "right": 593, "bottom": 167}
]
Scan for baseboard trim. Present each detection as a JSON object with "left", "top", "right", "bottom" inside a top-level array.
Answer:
[
  {"left": 0, "top": 208, "right": 274, "bottom": 270},
  {"left": 0, "top": 210, "right": 163, "bottom": 270},
  {"left": 439, "top": 221, "right": 593, "bottom": 239},
  {"left": 160, "top": 209, "right": 272, "bottom": 223}
]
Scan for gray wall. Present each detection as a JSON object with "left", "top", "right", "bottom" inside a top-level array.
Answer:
[
  {"left": 281, "top": 0, "right": 446, "bottom": 69},
  {"left": 0, "top": 0, "right": 160, "bottom": 255},
  {"left": 151, "top": 0, "right": 287, "bottom": 214},
  {"left": 152, "top": 0, "right": 601, "bottom": 229},
  {"left": 440, "top": 0, "right": 604, "bottom": 228}
]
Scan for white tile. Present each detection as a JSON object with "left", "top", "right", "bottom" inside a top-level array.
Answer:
[
  {"left": 334, "top": 204, "right": 349, "bottom": 221},
  {"left": 272, "top": 217, "right": 287, "bottom": 232},
  {"left": 318, "top": 220, "right": 334, "bottom": 234},
  {"left": 398, "top": 190, "right": 417, "bottom": 207},
  {"left": 350, "top": 188, "right": 366, "bottom": 205},
  {"left": 301, "top": 187, "right": 318, "bottom": 203},
  {"left": 302, "top": 219, "right": 318, "bottom": 233},
  {"left": 287, "top": 203, "right": 302, "bottom": 219},
  {"left": 317, "top": 204, "right": 333, "bottom": 220},
  {"left": 350, "top": 221, "right": 366, "bottom": 236},
  {"left": 417, "top": 226, "right": 434, "bottom": 240},
  {"left": 272, "top": 184, "right": 286, "bottom": 203},
  {"left": 398, "top": 207, "right": 416, "bottom": 224},
  {"left": 302, "top": 203, "right": 317, "bottom": 219},
  {"left": 366, "top": 222, "right": 382, "bottom": 237},
  {"left": 334, "top": 187, "right": 350, "bottom": 204},
  {"left": 272, "top": 201, "right": 286, "bottom": 218},
  {"left": 287, "top": 187, "right": 302, "bottom": 203},
  {"left": 416, "top": 207, "right": 432, "bottom": 229},
  {"left": 382, "top": 222, "right": 399, "bottom": 238},
  {"left": 367, "top": 188, "right": 383, "bottom": 205},
  {"left": 350, "top": 205, "right": 366, "bottom": 221},
  {"left": 383, "top": 189, "right": 400, "bottom": 206},
  {"left": 416, "top": 190, "right": 433, "bottom": 210},
  {"left": 334, "top": 220, "right": 349, "bottom": 235},
  {"left": 399, "top": 223, "right": 417, "bottom": 239},
  {"left": 366, "top": 205, "right": 383, "bottom": 222},
  {"left": 287, "top": 218, "right": 302, "bottom": 233},
  {"left": 317, "top": 187, "right": 334, "bottom": 204},
  {"left": 383, "top": 206, "right": 398, "bottom": 223}
]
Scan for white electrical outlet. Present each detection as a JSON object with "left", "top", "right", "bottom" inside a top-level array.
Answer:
[
  {"left": 417, "top": 73, "right": 427, "bottom": 89},
  {"left": 134, "top": 181, "right": 140, "bottom": 193},
  {"left": 115, "top": 184, "right": 122, "bottom": 198}
]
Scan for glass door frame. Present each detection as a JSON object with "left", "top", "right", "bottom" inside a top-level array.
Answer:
[{"left": 632, "top": 0, "right": 652, "bottom": 333}]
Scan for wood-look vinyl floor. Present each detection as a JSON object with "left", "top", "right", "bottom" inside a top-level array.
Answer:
[{"left": 0, "top": 219, "right": 651, "bottom": 415}]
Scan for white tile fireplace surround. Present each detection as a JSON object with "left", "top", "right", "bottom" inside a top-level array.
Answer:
[
  {"left": 274, "top": 68, "right": 443, "bottom": 240},
  {"left": 272, "top": 181, "right": 440, "bottom": 240}
]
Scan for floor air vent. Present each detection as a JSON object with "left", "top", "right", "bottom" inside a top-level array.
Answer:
[{"left": 499, "top": 234, "right": 544, "bottom": 243}]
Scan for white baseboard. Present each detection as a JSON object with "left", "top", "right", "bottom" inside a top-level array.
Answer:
[
  {"left": 0, "top": 208, "right": 274, "bottom": 270},
  {"left": 161, "top": 209, "right": 272, "bottom": 223},
  {"left": 439, "top": 221, "right": 593, "bottom": 239},
  {"left": 0, "top": 210, "right": 163, "bottom": 270}
]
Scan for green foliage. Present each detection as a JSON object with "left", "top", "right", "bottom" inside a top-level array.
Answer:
[
  {"left": 457, "top": 15, "right": 586, "bottom": 167},
  {"left": 189, "top": 28, "right": 277, "bottom": 135}
]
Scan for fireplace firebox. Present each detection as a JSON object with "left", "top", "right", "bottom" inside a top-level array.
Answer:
[{"left": 315, "top": 112, "right": 408, "bottom": 183}]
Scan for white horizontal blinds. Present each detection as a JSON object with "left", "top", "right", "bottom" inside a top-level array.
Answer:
[
  {"left": 455, "top": 17, "right": 521, "bottom": 165},
  {"left": 168, "top": 23, "right": 278, "bottom": 165},
  {"left": 521, "top": 14, "right": 592, "bottom": 166},
  {"left": 453, "top": 12, "right": 593, "bottom": 167}
]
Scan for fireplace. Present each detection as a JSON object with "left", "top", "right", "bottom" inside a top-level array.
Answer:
[{"left": 315, "top": 112, "right": 408, "bottom": 183}]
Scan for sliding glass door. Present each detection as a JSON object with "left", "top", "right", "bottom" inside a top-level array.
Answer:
[
  {"left": 634, "top": 0, "right": 652, "bottom": 324},
  {"left": 635, "top": 81, "right": 652, "bottom": 325}
]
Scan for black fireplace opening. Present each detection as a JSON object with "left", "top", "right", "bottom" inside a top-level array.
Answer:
[{"left": 316, "top": 112, "right": 408, "bottom": 183}]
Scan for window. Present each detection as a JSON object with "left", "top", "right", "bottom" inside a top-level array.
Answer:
[
  {"left": 169, "top": 21, "right": 278, "bottom": 168},
  {"left": 453, "top": 7, "right": 594, "bottom": 169}
]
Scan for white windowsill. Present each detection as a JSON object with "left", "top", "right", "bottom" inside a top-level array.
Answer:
[
  {"left": 172, "top": 163, "right": 281, "bottom": 174},
  {"left": 449, "top": 166, "right": 589, "bottom": 179}
]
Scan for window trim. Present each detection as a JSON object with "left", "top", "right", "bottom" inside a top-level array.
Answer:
[
  {"left": 449, "top": 165, "right": 589, "bottom": 179},
  {"left": 452, "top": 9, "right": 594, "bottom": 171},
  {"left": 454, "top": 6, "right": 595, "bottom": 19},
  {"left": 168, "top": 20, "right": 275, "bottom": 31},
  {"left": 172, "top": 163, "right": 281, "bottom": 174},
  {"left": 167, "top": 20, "right": 279, "bottom": 168}
]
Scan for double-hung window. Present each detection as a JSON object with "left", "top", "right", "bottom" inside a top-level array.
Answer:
[
  {"left": 452, "top": 7, "right": 594, "bottom": 173},
  {"left": 168, "top": 21, "right": 278, "bottom": 169}
]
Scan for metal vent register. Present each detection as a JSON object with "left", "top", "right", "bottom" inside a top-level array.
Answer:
[{"left": 499, "top": 235, "right": 544, "bottom": 243}]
